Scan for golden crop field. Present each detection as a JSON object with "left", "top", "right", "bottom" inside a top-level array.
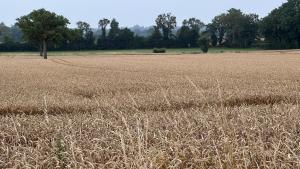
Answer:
[{"left": 0, "top": 51, "right": 300, "bottom": 168}]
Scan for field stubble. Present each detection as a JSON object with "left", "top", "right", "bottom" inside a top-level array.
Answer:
[{"left": 0, "top": 51, "right": 300, "bottom": 168}]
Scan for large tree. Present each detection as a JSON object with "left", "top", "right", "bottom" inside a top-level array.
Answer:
[
  {"left": 183, "top": 18, "right": 204, "bottom": 32},
  {"left": 98, "top": 18, "right": 110, "bottom": 39},
  {"left": 155, "top": 13, "right": 177, "bottom": 41},
  {"left": 148, "top": 26, "right": 163, "bottom": 48},
  {"left": 116, "top": 28, "right": 134, "bottom": 49},
  {"left": 97, "top": 18, "right": 110, "bottom": 49},
  {"left": 225, "top": 9, "right": 258, "bottom": 48},
  {"left": 76, "top": 21, "right": 95, "bottom": 49},
  {"left": 260, "top": 0, "right": 300, "bottom": 49},
  {"left": 210, "top": 14, "right": 226, "bottom": 46},
  {"left": 178, "top": 18, "right": 204, "bottom": 47},
  {"left": 210, "top": 9, "right": 259, "bottom": 48},
  {"left": 107, "top": 19, "right": 120, "bottom": 49},
  {"left": 16, "top": 9, "right": 69, "bottom": 59}
]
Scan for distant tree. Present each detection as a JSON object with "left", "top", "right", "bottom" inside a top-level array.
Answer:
[
  {"left": 0, "top": 23, "right": 9, "bottom": 43},
  {"left": 155, "top": 13, "right": 177, "bottom": 42},
  {"left": 77, "top": 21, "right": 91, "bottom": 35},
  {"left": 107, "top": 19, "right": 120, "bottom": 49},
  {"left": 184, "top": 18, "right": 205, "bottom": 32},
  {"left": 177, "top": 25, "right": 191, "bottom": 47},
  {"left": 61, "top": 28, "right": 83, "bottom": 50},
  {"left": 97, "top": 18, "right": 110, "bottom": 49},
  {"left": 3, "top": 35, "right": 13, "bottom": 44},
  {"left": 211, "top": 9, "right": 259, "bottom": 48},
  {"left": 198, "top": 33, "right": 210, "bottom": 53},
  {"left": 178, "top": 18, "right": 204, "bottom": 47},
  {"left": 260, "top": 0, "right": 300, "bottom": 49},
  {"left": 225, "top": 9, "right": 258, "bottom": 48},
  {"left": 130, "top": 25, "right": 153, "bottom": 37},
  {"left": 0, "top": 23, "right": 23, "bottom": 44},
  {"left": 76, "top": 21, "right": 95, "bottom": 49},
  {"left": 132, "top": 35, "right": 148, "bottom": 49},
  {"left": 16, "top": 9, "right": 69, "bottom": 59},
  {"left": 211, "top": 14, "right": 226, "bottom": 46},
  {"left": 206, "top": 24, "right": 218, "bottom": 47},
  {"left": 116, "top": 28, "right": 134, "bottom": 49},
  {"left": 148, "top": 26, "right": 163, "bottom": 48},
  {"left": 108, "top": 19, "right": 120, "bottom": 39},
  {"left": 98, "top": 18, "right": 110, "bottom": 39},
  {"left": 10, "top": 24, "right": 23, "bottom": 43}
]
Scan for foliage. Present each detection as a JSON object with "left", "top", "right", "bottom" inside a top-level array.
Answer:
[
  {"left": 0, "top": 4, "right": 298, "bottom": 52},
  {"left": 98, "top": 18, "right": 110, "bottom": 39},
  {"left": 76, "top": 21, "right": 95, "bottom": 50},
  {"left": 16, "top": 8, "right": 69, "bottom": 58},
  {"left": 198, "top": 34, "right": 210, "bottom": 53},
  {"left": 116, "top": 28, "right": 135, "bottom": 49},
  {"left": 260, "top": 0, "right": 300, "bottom": 49},
  {"left": 155, "top": 13, "right": 177, "bottom": 44},
  {"left": 210, "top": 9, "right": 259, "bottom": 48},
  {"left": 148, "top": 26, "right": 163, "bottom": 48},
  {"left": 0, "top": 23, "right": 22, "bottom": 43},
  {"left": 177, "top": 18, "right": 204, "bottom": 48},
  {"left": 153, "top": 48, "right": 166, "bottom": 53}
]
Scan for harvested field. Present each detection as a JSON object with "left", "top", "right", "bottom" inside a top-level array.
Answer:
[{"left": 0, "top": 51, "right": 300, "bottom": 168}]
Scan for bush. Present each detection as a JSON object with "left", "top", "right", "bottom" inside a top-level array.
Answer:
[
  {"left": 200, "top": 45, "right": 209, "bottom": 53},
  {"left": 153, "top": 48, "right": 166, "bottom": 53},
  {"left": 198, "top": 36, "right": 210, "bottom": 53}
]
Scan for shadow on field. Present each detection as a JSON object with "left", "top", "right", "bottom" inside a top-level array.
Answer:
[
  {"left": 137, "top": 95, "right": 299, "bottom": 112},
  {"left": 223, "top": 95, "right": 297, "bottom": 107},
  {"left": 0, "top": 106, "right": 97, "bottom": 116},
  {"left": 0, "top": 95, "right": 298, "bottom": 115}
]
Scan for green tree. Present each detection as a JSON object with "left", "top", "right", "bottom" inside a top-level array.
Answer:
[
  {"left": 116, "top": 28, "right": 134, "bottom": 49},
  {"left": 184, "top": 18, "right": 204, "bottom": 32},
  {"left": 97, "top": 18, "right": 110, "bottom": 49},
  {"left": 107, "top": 19, "right": 120, "bottom": 49},
  {"left": 148, "top": 26, "right": 163, "bottom": 48},
  {"left": 108, "top": 19, "right": 120, "bottom": 39},
  {"left": 16, "top": 9, "right": 69, "bottom": 59},
  {"left": 10, "top": 24, "right": 23, "bottom": 43},
  {"left": 59, "top": 28, "right": 86, "bottom": 50},
  {"left": 178, "top": 18, "right": 204, "bottom": 47},
  {"left": 206, "top": 24, "right": 218, "bottom": 47},
  {"left": 211, "top": 14, "right": 226, "bottom": 46},
  {"left": 98, "top": 18, "right": 110, "bottom": 39},
  {"left": 76, "top": 21, "right": 95, "bottom": 49},
  {"left": 212, "top": 9, "right": 258, "bottom": 48},
  {"left": 198, "top": 33, "right": 210, "bottom": 53},
  {"left": 260, "top": 0, "right": 300, "bottom": 49},
  {"left": 155, "top": 13, "right": 177, "bottom": 42},
  {"left": 177, "top": 25, "right": 191, "bottom": 47},
  {"left": 0, "top": 23, "right": 10, "bottom": 43}
]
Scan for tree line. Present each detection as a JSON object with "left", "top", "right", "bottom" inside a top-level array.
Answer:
[{"left": 0, "top": 0, "right": 299, "bottom": 56}]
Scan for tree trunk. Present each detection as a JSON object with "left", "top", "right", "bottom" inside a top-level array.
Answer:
[
  {"left": 39, "top": 43, "right": 43, "bottom": 57},
  {"left": 43, "top": 40, "right": 47, "bottom": 59},
  {"left": 102, "top": 28, "right": 106, "bottom": 39}
]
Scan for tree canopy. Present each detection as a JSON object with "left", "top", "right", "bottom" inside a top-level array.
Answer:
[
  {"left": 155, "top": 13, "right": 177, "bottom": 47},
  {"left": 0, "top": 3, "right": 298, "bottom": 53},
  {"left": 178, "top": 18, "right": 204, "bottom": 47},
  {"left": 260, "top": 0, "right": 300, "bottom": 49},
  {"left": 209, "top": 8, "right": 259, "bottom": 48},
  {"left": 16, "top": 8, "right": 69, "bottom": 59}
]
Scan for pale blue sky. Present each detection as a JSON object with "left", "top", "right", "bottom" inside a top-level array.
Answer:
[{"left": 0, "top": 0, "right": 286, "bottom": 27}]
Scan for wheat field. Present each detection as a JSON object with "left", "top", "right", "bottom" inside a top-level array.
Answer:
[{"left": 0, "top": 51, "right": 300, "bottom": 168}]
